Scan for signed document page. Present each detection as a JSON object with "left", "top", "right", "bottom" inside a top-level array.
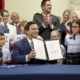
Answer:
[
  {"left": 45, "top": 40, "right": 63, "bottom": 60},
  {"left": 32, "top": 39, "right": 46, "bottom": 60}
]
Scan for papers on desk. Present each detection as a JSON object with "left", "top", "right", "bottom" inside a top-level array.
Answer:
[{"left": 0, "top": 65, "right": 22, "bottom": 69}]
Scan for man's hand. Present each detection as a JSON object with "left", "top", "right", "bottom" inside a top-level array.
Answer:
[{"left": 27, "top": 49, "right": 36, "bottom": 60}]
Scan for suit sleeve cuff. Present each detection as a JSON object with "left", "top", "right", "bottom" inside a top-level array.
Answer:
[
  {"left": 50, "top": 24, "right": 55, "bottom": 29},
  {"left": 25, "top": 55, "right": 30, "bottom": 62},
  {"left": 42, "top": 23, "right": 46, "bottom": 28}
]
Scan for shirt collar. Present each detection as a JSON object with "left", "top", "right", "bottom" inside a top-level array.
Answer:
[
  {"left": 13, "top": 23, "right": 19, "bottom": 27},
  {"left": 0, "top": 21, "right": 8, "bottom": 27},
  {"left": 42, "top": 13, "right": 50, "bottom": 17},
  {"left": 27, "top": 36, "right": 32, "bottom": 45},
  {"left": 72, "top": 33, "right": 80, "bottom": 36}
]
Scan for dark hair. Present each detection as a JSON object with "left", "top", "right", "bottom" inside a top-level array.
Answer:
[
  {"left": 24, "top": 21, "right": 38, "bottom": 31},
  {"left": 41, "top": 0, "right": 50, "bottom": 7},
  {"left": 70, "top": 19, "right": 80, "bottom": 34},
  {"left": 0, "top": 32, "right": 4, "bottom": 36},
  {"left": 1, "top": 10, "right": 9, "bottom": 16}
]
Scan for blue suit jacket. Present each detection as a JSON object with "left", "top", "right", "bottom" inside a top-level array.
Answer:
[
  {"left": 12, "top": 38, "right": 46, "bottom": 64},
  {"left": 12, "top": 38, "right": 57, "bottom": 64},
  {"left": 12, "top": 38, "right": 32, "bottom": 64}
]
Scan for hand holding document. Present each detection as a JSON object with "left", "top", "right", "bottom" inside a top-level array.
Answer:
[{"left": 32, "top": 38, "right": 63, "bottom": 60}]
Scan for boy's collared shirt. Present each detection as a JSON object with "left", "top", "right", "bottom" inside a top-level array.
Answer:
[{"left": 2, "top": 46, "right": 11, "bottom": 63}]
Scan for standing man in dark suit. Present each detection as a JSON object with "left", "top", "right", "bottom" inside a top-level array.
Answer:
[
  {"left": 12, "top": 21, "right": 45, "bottom": 64},
  {"left": 33, "top": 0, "right": 60, "bottom": 40}
]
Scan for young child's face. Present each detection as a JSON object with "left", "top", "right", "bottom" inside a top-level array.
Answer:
[
  {"left": 0, "top": 35, "right": 5, "bottom": 47},
  {"left": 71, "top": 22, "right": 80, "bottom": 34},
  {"left": 20, "top": 26, "right": 24, "bottom": 33},
  {"left": 50, "top": 31, "right": 61, "bottom": 40},
  {"left": 72, "top": 13, "right": 78, "bottom": 21}
]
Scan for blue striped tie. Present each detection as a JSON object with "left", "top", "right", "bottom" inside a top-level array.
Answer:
[{"left": 31, "top": 41, "right": 34, "bottom": 49}]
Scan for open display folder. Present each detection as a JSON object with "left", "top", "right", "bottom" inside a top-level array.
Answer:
[{"left": 32, "top": 38, "right": 63, "bottom": 60}]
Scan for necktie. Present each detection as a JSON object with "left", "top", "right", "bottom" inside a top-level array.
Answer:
[
  {"left": 0, "top": 48, "right": 3, "bottom": 64},
  {"left": 16, "top": 27, "right": 19, "bottom": 34},
  {"left": 15, "top": 24, "right": 19, "bottom": 34},
  {"left": 45, "top": 15, "right": 49, "bottom": 27},
  {"left": 30, "top": 41, "right": 34, "bottom": 49}
]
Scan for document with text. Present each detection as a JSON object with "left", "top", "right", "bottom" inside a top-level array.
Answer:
[{"left": 32, "top": 38, "right": 63, "bottom": 60}]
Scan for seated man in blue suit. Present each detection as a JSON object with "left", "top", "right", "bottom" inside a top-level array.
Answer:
[{"left": 12, "top": 21, "right": 46, "bottom": 64}]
